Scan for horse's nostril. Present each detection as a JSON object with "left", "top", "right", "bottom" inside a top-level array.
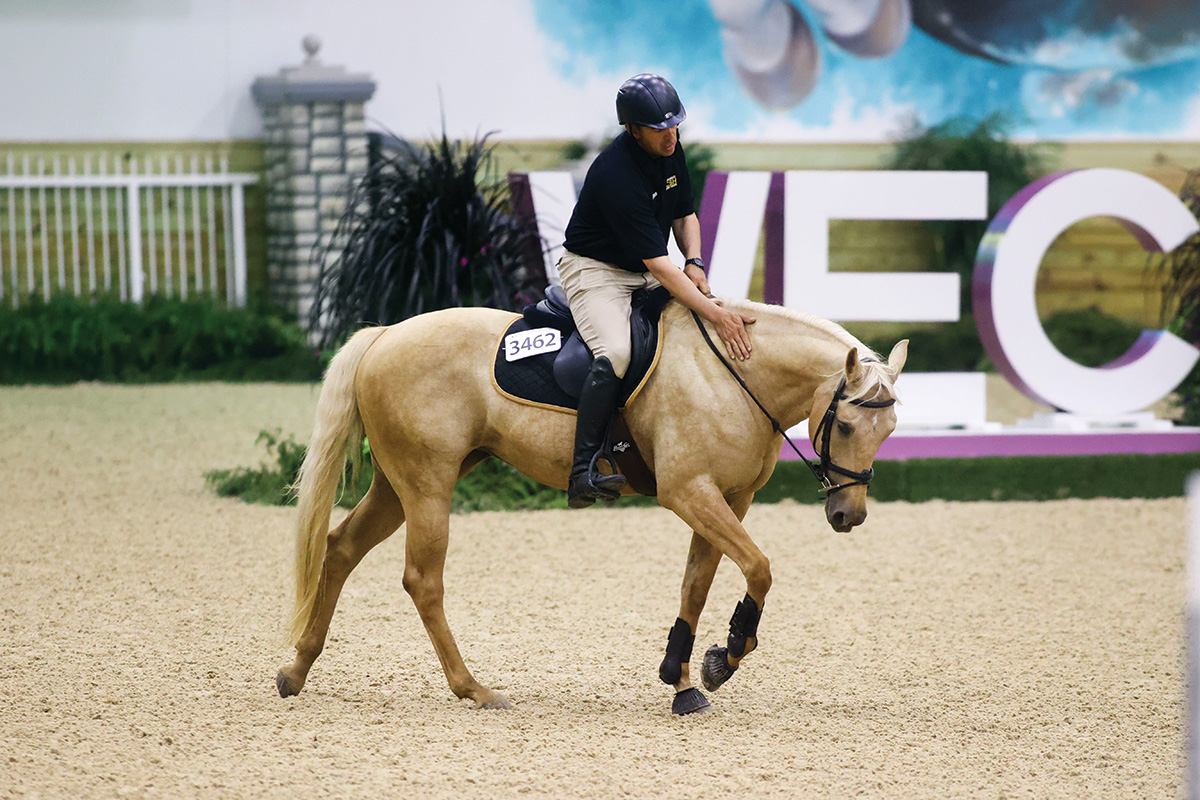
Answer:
[{"left": 831, "top": 511, "right": 845, "bottom": 528}]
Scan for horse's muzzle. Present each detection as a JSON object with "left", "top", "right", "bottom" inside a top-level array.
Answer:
[{"left": 825, "top": 496, "right": 867, "bottom": 533}]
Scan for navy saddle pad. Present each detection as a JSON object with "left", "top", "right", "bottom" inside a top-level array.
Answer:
[{"left": 492, "top": 284, "right": 669, "bottom": 411}]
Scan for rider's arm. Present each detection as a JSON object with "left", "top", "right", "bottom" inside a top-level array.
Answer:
[{"left": 644, "top": 255, "right": 753, "bottom": 360}]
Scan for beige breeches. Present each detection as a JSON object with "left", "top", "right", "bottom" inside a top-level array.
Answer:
[{"left": 557, "top": 251, "right": 662, "bottom": 379}]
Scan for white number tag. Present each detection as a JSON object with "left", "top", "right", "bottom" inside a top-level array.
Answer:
[{"left": 504, "top": 327, "right": 562, "bottom": 362}]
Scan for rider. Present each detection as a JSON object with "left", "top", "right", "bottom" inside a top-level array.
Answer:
[{"left": 559, "top": 73, "right": 756, "bottom": 509}]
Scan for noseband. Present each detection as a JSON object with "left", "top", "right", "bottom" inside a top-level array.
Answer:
[{"left": 691, "top": 311, "right": 896, "bottom": 497}]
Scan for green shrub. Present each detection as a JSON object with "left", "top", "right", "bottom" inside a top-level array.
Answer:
[
  {"left": 686, "top": 141, "right": 717, "bottom": 209},
  {"left": 860, "top": 307, "right": 1140, "bottom": 373},
  {"left": 1155, "top": 169, "right": 1200, "bottom": 424},
  {"left": 205, "top": 429, "right": 372, "bottom": 508},
  {"left": 0, "top": 294, "right": 324, "bottom": 384},
  {"left": 560, "top": 140, "right": 589, "bottom": 161},
  {"left": 888, "top": 115, "right": 1054, "bottom": 308},
  {"left": 1041, "top": 307, "right": 1143, "bottom": 368},
  {"left": 205, "top": 429, "right": 311, "bottom": 505},
  {"left": 207, "top": 431, "right": 575, "bottom": 513},
  {"left": 450, "top": 459, "right": 569, "bottom": 512},
  {"left": 1167, "top": 317, "right": 1200, "bottom": 426},
  {"left": 860, "top": 318, "right": 986, "bottom": 372}
]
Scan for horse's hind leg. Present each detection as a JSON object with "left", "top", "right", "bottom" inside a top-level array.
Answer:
[
  {"left": 276, "top": 468, "right": 405, "bottom": 697},
  {"left": 396, "top": 464, "right": 511, "bottom": 710}
]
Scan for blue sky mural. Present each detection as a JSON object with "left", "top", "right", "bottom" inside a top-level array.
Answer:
[{"left": 529, "top": 0, "right": 1200, "bottom": 141}]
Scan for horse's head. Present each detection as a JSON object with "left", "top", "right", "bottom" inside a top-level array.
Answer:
[{"left": 808, "top": 339, "right": 908, "bottom": 533}]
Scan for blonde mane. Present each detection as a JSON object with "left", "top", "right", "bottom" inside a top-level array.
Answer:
[{"left": 719, "top": 298, "right": 896, "bottom": 404}]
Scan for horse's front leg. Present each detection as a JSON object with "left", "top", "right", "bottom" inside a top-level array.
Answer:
[
  {"left": 660, "top": 485, "right": 768, "bottom": 711},
  {"left": 700, "top": 591, "right": 762, "bottom": 695},
  {"left": 659, "top": 531, "right": 722, "bottom": 715}
]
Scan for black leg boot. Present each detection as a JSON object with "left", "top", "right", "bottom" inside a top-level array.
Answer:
[{"left": 567, "top": 357, "right": 628, "bottom": 509}]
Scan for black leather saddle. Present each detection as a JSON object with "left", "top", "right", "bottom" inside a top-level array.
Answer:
[
  {"left": 491, "top": 284, "right": 667, "bottom": 497},
  {"left": 494, "top": 283, "right": 670, "bottom": 410}
]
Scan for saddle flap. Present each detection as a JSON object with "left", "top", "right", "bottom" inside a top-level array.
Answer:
[
  {"left": 552, "top": 331, "right": 592, "bottom": 401},
  {"left": 558, "top": 284, "right": 671, "bottom": 403}
]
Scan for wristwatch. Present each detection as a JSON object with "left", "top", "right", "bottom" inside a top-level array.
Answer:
[{"left": 684, "top": 257, "right": 705, "bottom": 269}]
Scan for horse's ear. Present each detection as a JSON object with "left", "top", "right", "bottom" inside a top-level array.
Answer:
[
  {"left": 886, "top": 339, "right": 909, "bottom": 376},
  {"left": 844, "top": 347, "right": 859, "bottom": 379}
]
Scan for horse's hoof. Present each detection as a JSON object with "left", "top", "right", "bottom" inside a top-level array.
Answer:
[
  {"left": 671, "top": 687, "right": 712, "bottom": 715},
  {"left": 275, "top": 670, "right": 301, "bottom": 698},
  {"left": 701, "top": 644, "right": 737, "bottom": 692},
  {"left": 473, "top": 691, "right": 512, "bottom": 710}
]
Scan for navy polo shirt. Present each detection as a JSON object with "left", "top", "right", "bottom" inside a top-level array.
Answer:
[{"left": 563, "top": 130, "right": 694, "bottom": 273}]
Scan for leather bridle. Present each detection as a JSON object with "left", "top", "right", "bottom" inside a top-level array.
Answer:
[
  {"left": 807, "top": 376, "right": 896, "bottom": 495},
  {"left": 691, "top": 311, "right": 896, "bottom": 496}
]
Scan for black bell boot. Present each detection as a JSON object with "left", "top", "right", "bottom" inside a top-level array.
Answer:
[{"left": 567, "top": 356, "right": 628, "bottom": 509}]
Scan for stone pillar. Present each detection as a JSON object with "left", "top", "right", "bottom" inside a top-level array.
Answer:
[{"left": 252, "top": 35, "right": 375, "bottom": 329}]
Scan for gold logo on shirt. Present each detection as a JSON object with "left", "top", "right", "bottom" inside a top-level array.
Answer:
[{"left": 666, "top": 175, "right": 678, "bottom": 190}]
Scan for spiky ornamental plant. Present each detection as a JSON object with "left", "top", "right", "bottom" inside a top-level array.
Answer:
[
  {"left": 308, "top": 130, "right": 546, "bottom": 348},
  {"left": 1156, "top": 169, "right": 1200, "bottom": 424}
]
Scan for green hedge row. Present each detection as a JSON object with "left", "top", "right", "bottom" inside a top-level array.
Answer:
[
  {"left": 208, "top": 429, "right": 1200, "bottom": 512},
  {"left": 759, "top": 453, "right": 1200, "bottom": 504},
  {"left": 0, "top": 295, "right": 1145, "bottom": 384},
  {"left": 0, "top": 294, "right": 325, "bottom": 383}
]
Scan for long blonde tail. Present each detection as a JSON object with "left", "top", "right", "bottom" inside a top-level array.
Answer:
[{"left": 287, "top": 326, "right": 387, "bottom": 646}]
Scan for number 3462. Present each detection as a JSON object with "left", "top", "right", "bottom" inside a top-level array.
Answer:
[{"left": 504, "top": 327, "right": 562, "bottom": 362}]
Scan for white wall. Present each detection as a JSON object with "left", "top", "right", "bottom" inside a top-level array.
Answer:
[{"left": 0, "top": 0, "right": 625, "bottom": 142}]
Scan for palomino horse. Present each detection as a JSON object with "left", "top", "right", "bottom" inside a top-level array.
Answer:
[{"left": 276, "top": 297, "right": 907, "bottom": 713}]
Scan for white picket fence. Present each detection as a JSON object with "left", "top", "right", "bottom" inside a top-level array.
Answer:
[{"left": 0, "top": 153, "right": 257, "bottom": 307}]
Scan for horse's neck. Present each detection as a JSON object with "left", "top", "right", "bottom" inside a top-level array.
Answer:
[{"left": 732, "top": 305, "right": 855, "bottom": 428}]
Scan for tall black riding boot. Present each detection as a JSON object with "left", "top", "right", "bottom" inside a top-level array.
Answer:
[{"left": 567, "top": 356, "right": 628, "bottom": 509}]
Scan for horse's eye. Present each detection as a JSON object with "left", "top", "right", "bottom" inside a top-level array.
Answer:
[{"left": 837, "top": 420, "right": 853, "bottom": 436}]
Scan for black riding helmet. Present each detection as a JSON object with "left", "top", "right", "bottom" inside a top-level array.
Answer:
[{"left": 616, "top": 73, "right": 687, "bottom": 129}]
